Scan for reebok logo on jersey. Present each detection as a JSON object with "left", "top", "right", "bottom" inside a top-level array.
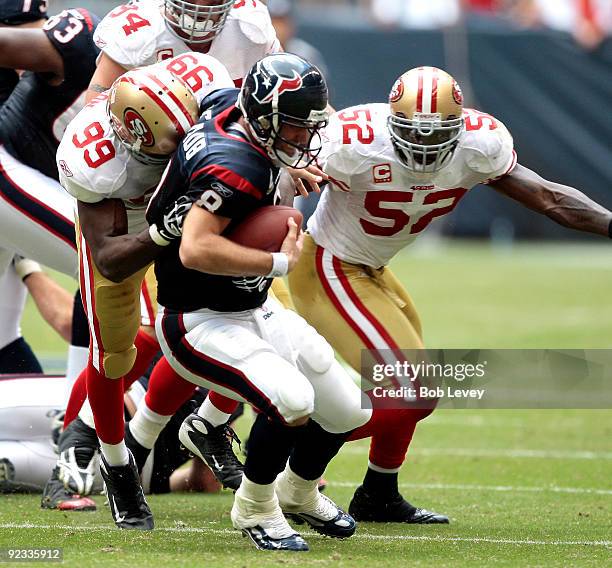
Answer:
[
  {"left": 58, "top": 160, "right": 73, "bottom": 177},
  {"left": 411, "top": 185, "right": 435, "bottom": 191}
]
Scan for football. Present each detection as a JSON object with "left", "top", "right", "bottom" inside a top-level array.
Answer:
[{"left": 226, "top": 205, "right": 303, "bottom": 252}]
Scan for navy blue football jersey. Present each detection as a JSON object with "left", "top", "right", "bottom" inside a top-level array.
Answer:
[
  {"left": 152, "top": 89, "right": 280, "bottom": 313},
  {"left": 0, "top": 8, "right": 99, "bottom": 180}
]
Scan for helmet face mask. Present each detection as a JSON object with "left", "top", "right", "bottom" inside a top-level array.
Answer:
[
  {"left": 107, "top": 68, "right": 200, "bottom": 166},
  {"left": 163, "top": 0, "right": 233, "bottom": 45},
  {"left": 238, "top": 54, "right": 329, "bottom": 169},
  {"left": 387, "top": 67, "right": 465, "bottom": 174}
]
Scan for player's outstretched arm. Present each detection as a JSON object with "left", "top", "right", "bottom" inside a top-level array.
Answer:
[
  {"left": 180, "top": 206, "right": 303, "bottom": 276},
  {"left": 85, "top": 52, "right": 127, "bottom": 103},
  {"left": 0, "top": 28, "right": 63, "bottom": 78},
  {"left": 78, "top": 199, "right": 164, "bottom": 283},
  {"left": 490, "top": 163, "right": 612, "bottom": 237}
]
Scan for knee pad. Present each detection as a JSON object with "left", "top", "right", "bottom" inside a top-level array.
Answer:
[
  {"left": 276, "top": 376, "right": 315, "bottom": 424},
  {"left": 102, "top": 345, "right": 137, "bottom": 380}
]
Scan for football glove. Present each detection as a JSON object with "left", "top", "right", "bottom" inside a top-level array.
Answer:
[{"left": 148, "top": 195, "right": 194, "bottom": 246}]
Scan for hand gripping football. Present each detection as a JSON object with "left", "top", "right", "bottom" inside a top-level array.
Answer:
[{"left": 226, "top": 206, "right": 303, "bottom": 252}]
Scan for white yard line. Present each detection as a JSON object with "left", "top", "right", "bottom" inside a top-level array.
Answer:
[
  {"left": 329, "top": 481, "right": 612, "bottom": 496},
  {"left": 340, "top": 446, "right": 612, "bottom": 460},
  {"left": 0, "top": 523, "right": 609, "bottom": 548}
]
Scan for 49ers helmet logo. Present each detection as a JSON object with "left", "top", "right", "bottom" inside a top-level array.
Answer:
[
  {"left": 251, "top": 62, "right": 304, "bottom": 105},
  {"left": 452, "top": 80, "right": 464, "bottom": 105},
  {"left": 389, "top": 78, "right": 404, "bottom": 103},
  {"left": 123, "top": 108, "right": 154, "bottom": 147}
]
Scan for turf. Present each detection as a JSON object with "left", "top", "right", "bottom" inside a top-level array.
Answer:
[{"left": 2, "top": 240, "right": 611, "bottom": 566}]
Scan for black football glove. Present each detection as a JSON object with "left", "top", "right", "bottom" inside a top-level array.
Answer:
[{"left": 148, "top": 195, "right": 194, "bottom": 246}]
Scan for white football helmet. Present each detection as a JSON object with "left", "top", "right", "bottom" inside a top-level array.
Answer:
[
  {"left": 162, "top": 0, "right": 234, "bottom": 45},
  {"left": 388, "top": 66, "right": 464, "bottom": 173},
  {"left": 107, "top": 67, "right": 199, "bottom": 166}
]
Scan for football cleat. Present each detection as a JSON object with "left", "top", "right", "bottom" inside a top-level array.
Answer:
[
  {"left": 57, "top": 417, "right": 99, "bottom": 496},
  {"left": 282, "top": 493, "right": 356, "bottom": 538},
  {"left": 41, "top": 467, "right": 96, "bottom": 511},
  {"left": 348, "top": 485, "right": 449, "bottom": 524},
  {"left": 178, "top": 414, "right": 244, "bottom": 490},
  {"left": 231, "top": 492, "right": 308, "bottom": 551},
  {"left": 124, "top": 423, "right": 151, "bottom": 474},
  {"left": 276, "top": 468, "right": 356, "bottom": 538},
  {"left": 99, "top": 451, "right": 154, "bottom": 530}
]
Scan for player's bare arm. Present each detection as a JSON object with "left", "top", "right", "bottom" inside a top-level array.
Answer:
[
  {"left": 490, "top": 163, "right": 612, "bottom": 237},
  {"left": 180, "top": 204, "right": 303, "bottom": 276},
  {"left": 85, "top": 52, "right": 126, "bottom": 103},
  {"left": 77, "top": 199, "right": 162, "bottom": 283},
  {"left": 0, "top": 27, "right": 63, "bottom": 79}
]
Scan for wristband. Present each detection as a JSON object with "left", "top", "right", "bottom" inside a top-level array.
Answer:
[
  {"left": 267, "top": 253, "right": 289, "bottom": 278},
  {"left": 13, "top": 256, "right": 42, "bottom": 281},
  {"left": 149, "top": 224, "right": 171, "bottom": 247}
]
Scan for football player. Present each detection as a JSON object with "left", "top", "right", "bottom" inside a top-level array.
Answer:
[
  {"left": 0, "top": 2, "right": 99, "bottom": 381},
  {"left": 86, "top": 0, "right": 280, "bottom": 102},
  {"left": 146, "top": 53, "right": 371, "bottom": 551},
  {"left": 288, "top": 66, "right": 612, "bottom": 523},
  {"left": 56, "top": 53, "right": 236, "bottom": 530}
]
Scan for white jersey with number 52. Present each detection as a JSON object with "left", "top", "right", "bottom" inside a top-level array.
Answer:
[
  {"left": 94, "top": 0, "right": 280, "bottom": 85},
  {"left": 308, "top": 103, "right": 517, "bottom": 267},
  {"left": 57, "top": 53, "right": 233, "bottom": 234}
]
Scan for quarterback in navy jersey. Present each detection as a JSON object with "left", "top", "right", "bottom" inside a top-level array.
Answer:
[
  {"left": 148, "top": 54, "right": 371, "bottom": 552},
  {"left": 151, "top": 87, "right": 281, "bottom": 313}
]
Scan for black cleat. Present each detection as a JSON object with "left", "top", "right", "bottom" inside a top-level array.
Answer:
[
  {"left": 178, "top": 414, "right": 244, "bottom": 491},
  {"left": 241, "top": 526, "right": 309, "bottom": 551},
  {"left": 57, "top": 418, "right": 99, "bottom": 495},
  {"left": 99, "top": 451, "right": 154, "bottom": 530},
  {"left": 41, "top": 467, "right": 96, "bottom": 511},
  {"left": 348, "top": 485, "right": 449, "bottom": 524},
  {"left": 124, "top": 423, "right": 151, "bottom": 474}
]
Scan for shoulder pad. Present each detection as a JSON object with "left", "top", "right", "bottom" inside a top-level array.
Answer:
[
  {"left": 233, "top": 0, "right": 277, "bottom": 46},
  {"left": 461, "top": 113, "right": 515, "bottom": 180}
]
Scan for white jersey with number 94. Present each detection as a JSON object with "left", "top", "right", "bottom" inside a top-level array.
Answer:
[{"left": 309, "top": 103, "right": 517, "bottom": 267}]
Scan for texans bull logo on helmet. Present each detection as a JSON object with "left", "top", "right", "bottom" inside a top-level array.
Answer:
[
  {"left": 251, "top": 60, "right": 304, "bottom": 105},
  {"left": 123, "top": 108, "right": 155, "bottom": 147}
]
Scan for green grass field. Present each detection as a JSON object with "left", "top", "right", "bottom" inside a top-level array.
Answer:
[{"left": 2, "top": 240, "right": 611, "bottom": 567}]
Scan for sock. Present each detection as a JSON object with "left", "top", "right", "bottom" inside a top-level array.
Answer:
[
  {"left": 85, "top": 361, "right": 125, "bottom": 447},
  {"left": 64, "top": 368, "right": 88, "bottom": 427},
  {"left": 65, "top": 290, "right": 90, "bottom": 402},
  {"left": 129, "top": 399, "right": 171, "bottom": 449},
  {"left": 78, "top": 398, "right": 96, "bottom": 430},
  {"left": 100, "top": 441, "right": 129, "bottom": 466},
  {"left": 289, "top": 420, "right": 349, "bottom": 481},
  {"left": 0, "top": 337, "right": 43, "bottom": 374},
  {"left": 144, "top": 356, "right": 196, "bottom": 416},
  {"left": 362, "top": 467, "right": 400, "bottom": 498},
  {"left": 208, "top": 390, "right": 240, "bottom": 415},
  {"left": 121, "top": 329, "right": 160, "bottom": 392},
  {"left": 237, "top": 475, "right": 276, "bottom": 503},
  {"left": 348, "top": 406, "right": 434, "bottom": 470},
  {"left": 197, "top": 395, "right": 232, "bottom": 427},
  {"left": 64, "top": 345, "right": 89, "bottom": 404},
  {"left": 244, "top": 413, "right": 297, "bottom": 485}
]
